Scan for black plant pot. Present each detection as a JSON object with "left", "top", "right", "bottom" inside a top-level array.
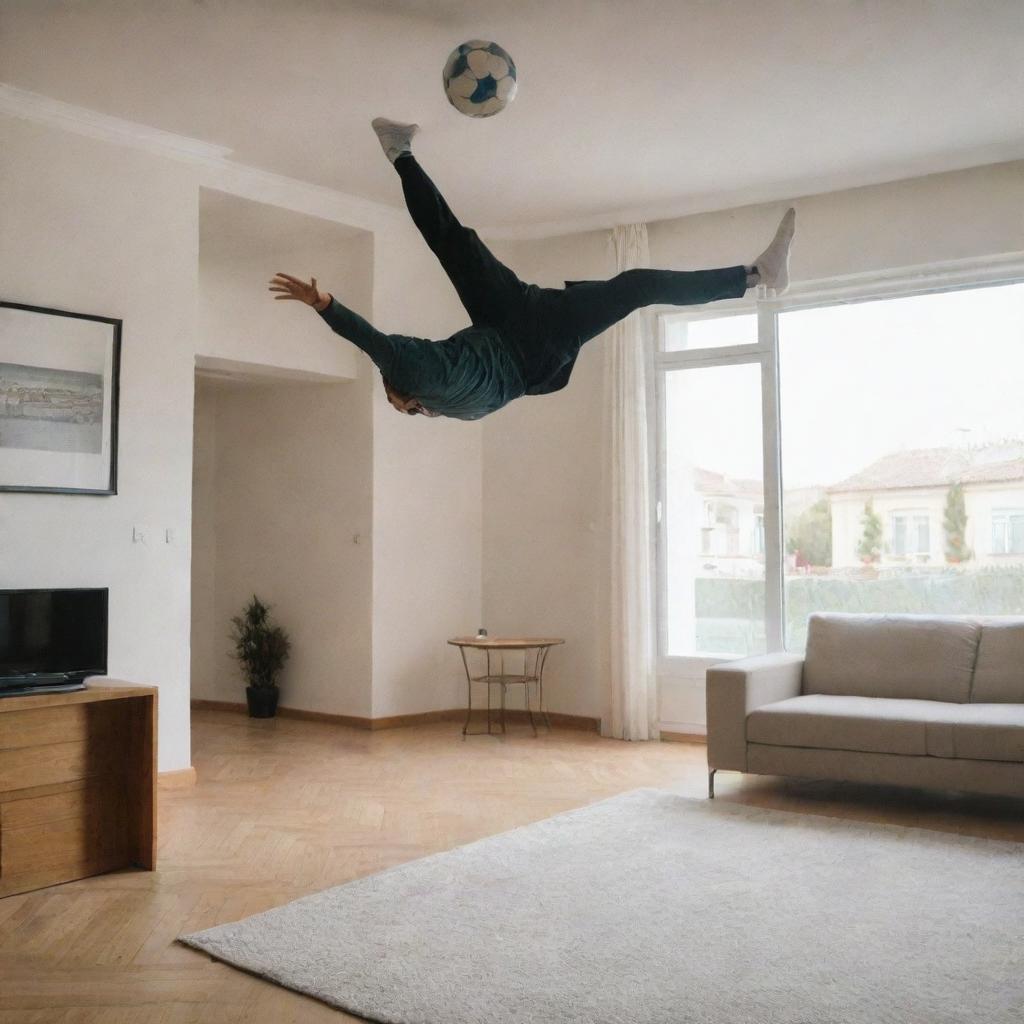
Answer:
[{"left": 246, "top": 686, "right": 279, "bottom": 719}]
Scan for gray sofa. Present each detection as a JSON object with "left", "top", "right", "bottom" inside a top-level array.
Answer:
[{"left": 706, "top": 612, "right": 1024, "bottom": 799}]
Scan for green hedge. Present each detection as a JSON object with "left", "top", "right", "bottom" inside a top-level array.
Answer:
[{"left": 694, "top": 568, "right": 1024, "bottom": 652}]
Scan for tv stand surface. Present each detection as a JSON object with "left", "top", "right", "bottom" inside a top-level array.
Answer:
[
  {"left": 0, "top": 681, "right": 87, "bottom": 698},
  {"left": 0, "top": 682, "right": 157, "bottom": 898}
]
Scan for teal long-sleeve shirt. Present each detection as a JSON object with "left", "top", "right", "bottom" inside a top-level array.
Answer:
[{"left": 317, "top": 297, "right": 526, "bottom": 421}]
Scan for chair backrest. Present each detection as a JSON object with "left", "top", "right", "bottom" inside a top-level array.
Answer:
[
  {"left": 802, "top": 613, "right": 980, "bottom": 703},
  {"left": 971, "top": 618, "right": 1024, "bottom": 703}
]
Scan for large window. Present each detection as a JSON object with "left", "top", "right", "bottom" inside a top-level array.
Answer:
[
  {"left": 663, "top": 312, "right": 757, "bottom": 352},
  {"left": 992, "top": 510, "right": 1024, "bottom": 556},
  {"left": 662, "top": 362, "right": 765, "bottom": 657},
  {"left": 657, "top": 276, "right": 1024, "bottom": 664},
  {"left": 890, "top": 512, "right": 931, "bottom": 559}
]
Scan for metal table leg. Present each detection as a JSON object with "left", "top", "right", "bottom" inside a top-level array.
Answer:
[
  {"left": 461, "top": 647, "right": 504, "bottom": 738},
  {"left": 460, "top": 647, "right": 472, "bottom": 738},
  {"left": 536, "top": 645, "right": 553, "bottom": 730},
  {"left": 523, "top": 649, "right": 538, "bottom": 738}
]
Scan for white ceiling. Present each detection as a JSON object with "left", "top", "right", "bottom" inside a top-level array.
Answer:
[{"left": 3, "top": 0, "right": 1023, "bottom": 235}]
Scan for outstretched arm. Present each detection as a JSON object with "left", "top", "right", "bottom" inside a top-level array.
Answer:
[{"left": 268, "top": 272, "right": 401, "bottom": 378}]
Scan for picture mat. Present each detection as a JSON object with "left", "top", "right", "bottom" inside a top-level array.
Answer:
[{"left": 0, "top": 306, "right": 116, "bottom": 491}]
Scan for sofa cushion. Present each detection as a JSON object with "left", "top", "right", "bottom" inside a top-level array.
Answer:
[
  {"left": 746, "top": 694, "right": 966, "bottom": 757},
  {"left": 971, "top": 620, "right": 1024, "bottom": 703},
  {"left": 802, "top": 613, "right": 979, "bottom": 703},
  {"left": 952, "top": 705, "right": 1024, "bottom": 763}
]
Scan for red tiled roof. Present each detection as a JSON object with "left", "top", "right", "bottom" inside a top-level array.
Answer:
[
  {"left": 828, "top": 444, "right": 1024, "bottom": 493},
  {"left": 694, "top": 467, "right": 763, "bottom": 498}
]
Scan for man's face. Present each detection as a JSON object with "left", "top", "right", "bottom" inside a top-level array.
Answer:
[{"left": 383, "top": 380, "right": 436, "bottom": 417}]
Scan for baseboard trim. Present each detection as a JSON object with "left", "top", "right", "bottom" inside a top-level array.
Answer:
[
  {"left": 660, "top": 730, "right": 708, "bottom": 744},
  {"left": 190, "top": 699, "right": 600, "bottom": 733},
  {"left": 190, "top": 698, "right": 248, "bottom": 715},
  {"left": 158, "top": 767, "right": 197, "bottom": 789},
  {"left": 659, "top": 720, "right": 707, "bottom": 744},
  {"left": 461, "top": 708, "right": 600, "bottom": 732}
]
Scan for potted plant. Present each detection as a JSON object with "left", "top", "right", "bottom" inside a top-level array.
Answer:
[{"left": 230, "top": 595, "right": 291, "bottom": 718}]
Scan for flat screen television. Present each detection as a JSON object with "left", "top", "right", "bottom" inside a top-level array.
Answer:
[{"left": 0, "top": 588, "right": 108, "bottom": 697}]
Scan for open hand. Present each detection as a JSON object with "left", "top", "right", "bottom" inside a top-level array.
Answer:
[{"left": 268, "top": 273, "right": 329, "bottom": 310}]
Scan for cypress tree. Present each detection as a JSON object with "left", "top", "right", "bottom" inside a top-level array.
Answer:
[
  {"left": 857, "top": 499, "right": 884, "bottom": 564},
  {"left": 943, "top": 482, "right": 972, "bottom": 563}
]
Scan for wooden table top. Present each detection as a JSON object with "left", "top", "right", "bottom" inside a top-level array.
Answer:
[
  {"left": 448, "top": 637, "right": 565, "bottom": 650},
  {"left": 0, "top": 680, "right": 157, "bottom": 713}
]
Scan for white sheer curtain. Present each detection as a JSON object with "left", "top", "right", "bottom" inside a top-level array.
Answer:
[{"left": 602, "top": 223, "right": 658, "bottom": 741}]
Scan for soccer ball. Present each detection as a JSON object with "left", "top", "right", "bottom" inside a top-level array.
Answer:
[{"left": 442, "top": 40, "right": 517, "bottom": 118}]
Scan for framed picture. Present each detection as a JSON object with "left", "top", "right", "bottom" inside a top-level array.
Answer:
[{"left": 0, "top": 302, "right": 121, "bottom": 495}]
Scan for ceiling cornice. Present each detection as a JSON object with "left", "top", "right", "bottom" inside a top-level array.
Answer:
[
  {"left": 0, "top": 82, "right": 231, "bottom": 161},
  {"left": 7, "top": 82, "right": 1021, "bottom": 245},
  {"left": 0, "top": 82, "right": 404, "bottom": 234}
]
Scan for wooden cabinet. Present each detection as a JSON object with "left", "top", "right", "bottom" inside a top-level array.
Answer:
[{"left": 0, "top": 684, "right": 156, "bottom": 897}]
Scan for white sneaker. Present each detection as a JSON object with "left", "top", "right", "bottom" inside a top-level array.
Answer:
[
  {"left": 371, "top": 117, "right": 419, "bottom": 163},
  {"left": 754, "top": 208, "right": 796, "bottom": 295}
]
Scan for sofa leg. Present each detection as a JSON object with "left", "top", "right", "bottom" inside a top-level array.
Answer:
[{"left": 708, "top": 769, "right": 717, "bottom": 799}]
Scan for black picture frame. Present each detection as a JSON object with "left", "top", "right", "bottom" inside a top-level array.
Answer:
[{"left": 0, "top": 301, "right": 121, "bottom": 495}]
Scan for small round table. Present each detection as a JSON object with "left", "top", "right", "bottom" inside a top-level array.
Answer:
[{"left": 448, "top": 637, "right": 565, "bottom": 737}]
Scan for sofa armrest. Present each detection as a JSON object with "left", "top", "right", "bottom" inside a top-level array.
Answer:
[{"left": 706, "top": 653, "right": 805, "bottom": 771}]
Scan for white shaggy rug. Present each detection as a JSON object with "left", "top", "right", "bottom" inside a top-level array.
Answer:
[{"left": 180, "top": 789, "right": 1023, "bottom": 1023}]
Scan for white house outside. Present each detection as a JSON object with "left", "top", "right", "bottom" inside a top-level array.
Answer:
[
  {"left": 668, "top": 443, "right": 1024, "bottom": 658},
  {"left": 829, "top": 444, "right": 1024, "bottom": 569}
]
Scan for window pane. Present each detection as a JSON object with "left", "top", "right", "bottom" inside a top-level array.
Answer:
[
  {"left": 663, "top": 313, "right": 757, "bottom": 352},
  {"left": 916, "top": 517, "right": 930, "bottom": 556},
  {"left": 992, "top": 515, "right": 1007, "bottom": 555},
  {"left": 780, "top": 282, "right": 1024, "bottom": 651},
  {"left": 664, "top": 362, "right": 765, "bottom": 656},
  {"left": 1010, "top": 512, "right": 1024, "bottom": 555},
  {"left": 892, "top": 516, "right": 908, "bottom": 556}
]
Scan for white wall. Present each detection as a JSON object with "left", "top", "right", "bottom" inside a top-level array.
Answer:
[
  {"left": 193, "top": 210, "right": 485, "bottom": 724},
  {"left": 482, "top": 232, "right": 611, "bottom": 720},
  {"left": 0, "top": 115, "right": 385, "bottom": 771},
  {"left": 482, "top": 160, "right": 1024, "bottom": 732},
  {"left": 0, "top": 115, "right": 200, "bottom": 770},
  {"left": 369, "top": 224, "right": 484, "bottom": 718},
  {"left": 191, "top": 375, "right": 374, "bottom": 715},
  {"left": 195, "top": 180, "right": 486, "bottom": 725},
  {"left": 646, "top": 161, "right": 1024, "bottom": 281},
  {"left": 191, "top": 382, "right": 218, "bottom": 704},
  {"left": 191, "top": 206, "right": 376, "bottom": 716},
  {"left": 197, "top": 189, "right": 369, "bottom": 383},
  {"left": 192, "top": 215, "right": 486, "bottom": 724},
  {"left": 9, "top": 101, "right": 1020, "bottom": 759}
]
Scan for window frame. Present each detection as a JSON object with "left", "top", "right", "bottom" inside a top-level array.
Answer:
[
  {"left": 650, "top": 252, "right": 1024, "bottom": 677},
  {"left": 890, "top": 510, "right": 931, "bottom": 559},
  {"left": 991, "top": 508, "right": 1024, "bottom": 556}
]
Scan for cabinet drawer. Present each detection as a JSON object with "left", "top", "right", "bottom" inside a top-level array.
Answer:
[
  {"left": 1, "top": 783, "right": 125, "bottom": 882},
  {"left": 0, "top": 739, "right": 116, "bottom": 792},
  {"left": 0, "top": 704, "right": 93, "bottom": 751}
]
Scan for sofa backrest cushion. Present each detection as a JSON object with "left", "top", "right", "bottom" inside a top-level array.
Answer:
[
  {"left": 971, "top": 619, "right": 1024, "bottom": 703},
  {"left": 803, "top": 613, "right": 980, "bottom": 703}
]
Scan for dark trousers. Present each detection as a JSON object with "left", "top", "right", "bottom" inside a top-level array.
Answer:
[{"left": 395, "top": 155, "right": 748, "bottom": 392}]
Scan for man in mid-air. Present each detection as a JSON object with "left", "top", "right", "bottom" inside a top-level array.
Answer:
[{"left": 270, "top": 118, "right": 795, "bottom": 420}]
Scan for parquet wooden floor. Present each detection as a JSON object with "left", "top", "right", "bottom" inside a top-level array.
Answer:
[{"left": 3, "top": 708, "right": 1022, "bottom": 1023}]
